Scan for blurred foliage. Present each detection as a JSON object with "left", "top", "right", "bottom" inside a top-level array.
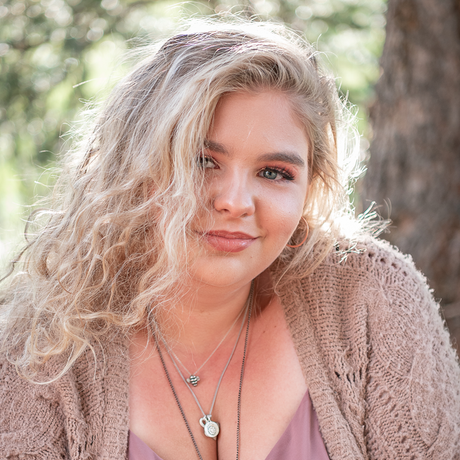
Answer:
[{"left": 0, "top": 0, "right": 386, "bottom": 262}]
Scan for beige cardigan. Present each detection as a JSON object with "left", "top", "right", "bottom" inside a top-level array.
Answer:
[{"left": 1, "top": 237, "right": 460, "bottom": 459}]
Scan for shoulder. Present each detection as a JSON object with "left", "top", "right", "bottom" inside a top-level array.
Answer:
[
  {"left": 327, "top": 236, "right": 456, "bottom": 371},
  {"left": 287, "top": 234, "right": 440, "bottom": 318},
  {"left": 349, "top": 239, "right": 460, "bottom": 456},
  {"left": 287, "top": 234, "right": 459, "bottom": 389},
  {"left": 288, "top": 235, "right": 460, "bottom": 457},
  {"left": 318, "top": 233, "right": 427, "bottom": 286},
  {"left": 277, "top": 235, "right": 422, "bottom": 335},
  {"left": 0, "top": 334, "right": 130, "bottom": 459},
  {"left": 0, "top": 354, "right": 67, "bottom": 458}
]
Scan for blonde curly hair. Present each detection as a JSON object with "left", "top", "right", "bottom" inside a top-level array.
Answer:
[{"left": 0, "top": 18, "right": 360, "bottom": 380}]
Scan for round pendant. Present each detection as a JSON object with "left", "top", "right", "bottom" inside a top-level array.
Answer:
[{"left": 199, "top": 415, "right": 220, "bottom": 440}]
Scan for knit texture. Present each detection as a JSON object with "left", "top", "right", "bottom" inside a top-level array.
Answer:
[{"left": 1, "top": 237, "right": 459, "bottom": 459}]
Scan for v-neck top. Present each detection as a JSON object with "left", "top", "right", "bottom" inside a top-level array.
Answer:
[{"left": 128, "top": 390, "right": 330, "bottom": 459}]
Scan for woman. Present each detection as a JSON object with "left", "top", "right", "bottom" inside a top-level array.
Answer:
[{"left": 1, "top": 19, "right": 459, "bottom": 460}]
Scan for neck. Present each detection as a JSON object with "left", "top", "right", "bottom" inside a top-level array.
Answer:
[
  {"left": 157, "top": 281, "right": 253, "bottom": 356},
  {"left": 152, "top": 268, "right": 274, "bottom": 357}
]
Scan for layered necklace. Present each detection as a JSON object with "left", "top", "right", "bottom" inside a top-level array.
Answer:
[
  {"left": 152, "top": 283, "right": 254, "bottom": 460},
  {"left": 167, "top": 305, "right": 246, "bottom": 387}
]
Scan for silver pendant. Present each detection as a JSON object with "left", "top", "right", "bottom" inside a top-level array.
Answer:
[
  {"left": 199, "top": 415, "right": 220, "bottom": 440},
  {"left": 187, "top": 375, "right": 200, "bottom": 386}
]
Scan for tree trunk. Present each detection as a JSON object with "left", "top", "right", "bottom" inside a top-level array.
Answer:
[{"left": 362, "top": 0, "right": 460, "bottom": 351}]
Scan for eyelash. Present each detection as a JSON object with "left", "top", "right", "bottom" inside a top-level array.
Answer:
[
  {"left": 258, "top": 166, "right": 295, "bottom": 181},
  {"left": 197, "top": 156, "right": 295, "bottom": 182},
  {"left": 197, "top": 155, "right": 217, "bottom": 169}
]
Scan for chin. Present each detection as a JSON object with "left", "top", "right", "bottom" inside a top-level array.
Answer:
[{"left": 187, "top": 256, "right": 266, "bottom": 290}]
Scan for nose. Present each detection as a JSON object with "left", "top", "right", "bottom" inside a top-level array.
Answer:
[{"left": 212, "top": 172, "right": 255, "bottom": 218}]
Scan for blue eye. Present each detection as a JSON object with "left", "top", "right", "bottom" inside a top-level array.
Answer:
[
  {"left": 262, "top": 170, "right": 279, "bottom": 180},
  {"left": 259, "top": 167, "right": 294, "bottom": 181},
  {"left": 198, "top": 156, "right": 216, "bottom": 169}
]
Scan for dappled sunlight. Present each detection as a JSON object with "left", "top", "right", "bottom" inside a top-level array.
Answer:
[{"left": 0, "top": 0, "right": 386, "bottom": 267}]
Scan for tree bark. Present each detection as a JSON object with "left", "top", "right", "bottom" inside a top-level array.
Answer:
[{"left": 362, "top": 0, "right": 460, "bottom": 350}]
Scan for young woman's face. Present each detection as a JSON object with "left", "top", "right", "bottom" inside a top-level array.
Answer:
[{"left": 189, "top": 90, "right": 310, "bottom": 289}]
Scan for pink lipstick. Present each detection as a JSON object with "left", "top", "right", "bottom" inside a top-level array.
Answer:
[{"left": 202, "top": 230, "right": 257, "bottom": 253}]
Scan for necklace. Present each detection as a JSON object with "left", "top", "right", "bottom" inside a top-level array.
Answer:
[
  {"left": 166, "top": 305, "right": 245, "bottom": 387},
  {"left": 160, "top": 303, "right": 247, "bottom": 439},
  {"left": 156, "top": 285, "right": 252, "bottom": 439},
  {"left": 153, "top": 284, "right": 253, "bottom": 460}
]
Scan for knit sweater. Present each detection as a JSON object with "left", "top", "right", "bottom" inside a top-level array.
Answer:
[{"left": 1, "top": 237, "right": 460, "bottom": 459}]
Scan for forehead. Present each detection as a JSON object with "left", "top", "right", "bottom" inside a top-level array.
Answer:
[{"left": 208, "top": 90, "right": 310, "bottom": 162}]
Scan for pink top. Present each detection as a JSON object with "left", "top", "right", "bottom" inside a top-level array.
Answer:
[{"left": 128, "top": 391, "right": 330, "bottom": 459}]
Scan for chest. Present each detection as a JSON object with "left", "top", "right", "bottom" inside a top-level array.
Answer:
[{"left": 128, "top": 298, "right": 308, "bottom": 460}]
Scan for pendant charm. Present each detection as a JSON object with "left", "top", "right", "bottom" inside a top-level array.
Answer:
[
  {"left": 199, "top": 415, "right": 220, "bottom": 440},
  {"left": 186, "top": 375, "right": 200, "bottom": 386}
]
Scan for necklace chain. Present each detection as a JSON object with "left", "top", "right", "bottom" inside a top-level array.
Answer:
[
  {"left": 159, "top": 301, "right": 249, "bottom": 428},
  {"left": 235, "top": 291, "right": 252, "bottom": 460},
  {"left": 154, "top": 335, "right": 204, "bottom": 460},
  {"left": 166, "top": 305, "right": 246, "bottom": 386},
  {"left": 152, "top": 284, "right": 254, "bottom": 460}
]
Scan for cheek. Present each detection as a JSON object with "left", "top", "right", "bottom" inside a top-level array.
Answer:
[
  {"left": 261, "top": 196, "right": 304, "bottom": 248},
  {"left": 273, "top": 214, "right": 302, "bottom": 245}
]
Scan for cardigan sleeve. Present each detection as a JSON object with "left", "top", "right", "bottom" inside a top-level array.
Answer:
[
  {"left": 364, "top": 246, "right": 460, "bottom": 459},
  {"left": 0, "top": 337, "right": 130, "bottom": 460},
  {"left": 0, "top": 358, "right": 69, "bottom": 459}
]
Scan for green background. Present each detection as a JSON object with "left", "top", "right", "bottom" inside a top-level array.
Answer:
[{"left": 0, "top": 0, "right": 386, "bottom": 267}]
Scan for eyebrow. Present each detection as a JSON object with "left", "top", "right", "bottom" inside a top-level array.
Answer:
[
  {"left": 204, "top": 139, "right": 228, "bottom": 154},
  {"left": 203, "top": 139, "right": 306, "bottom": 168},
  {"left": 259, "top": 152, "right": 306, "bottom": 168}
]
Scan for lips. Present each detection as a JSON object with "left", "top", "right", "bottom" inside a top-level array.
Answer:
[{"left": 201, "top": 230, "right": 257, "bottom": 253}]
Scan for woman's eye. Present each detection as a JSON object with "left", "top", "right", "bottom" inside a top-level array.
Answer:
[
  {"left": 259, "top": 168, "right": 294, "bottom": 181},
  {"left": 262, "top": 169, "right": 279, "bottom": 180},
  {"left": 198, "top": 156, "right": 217, "bottom": 169}
]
